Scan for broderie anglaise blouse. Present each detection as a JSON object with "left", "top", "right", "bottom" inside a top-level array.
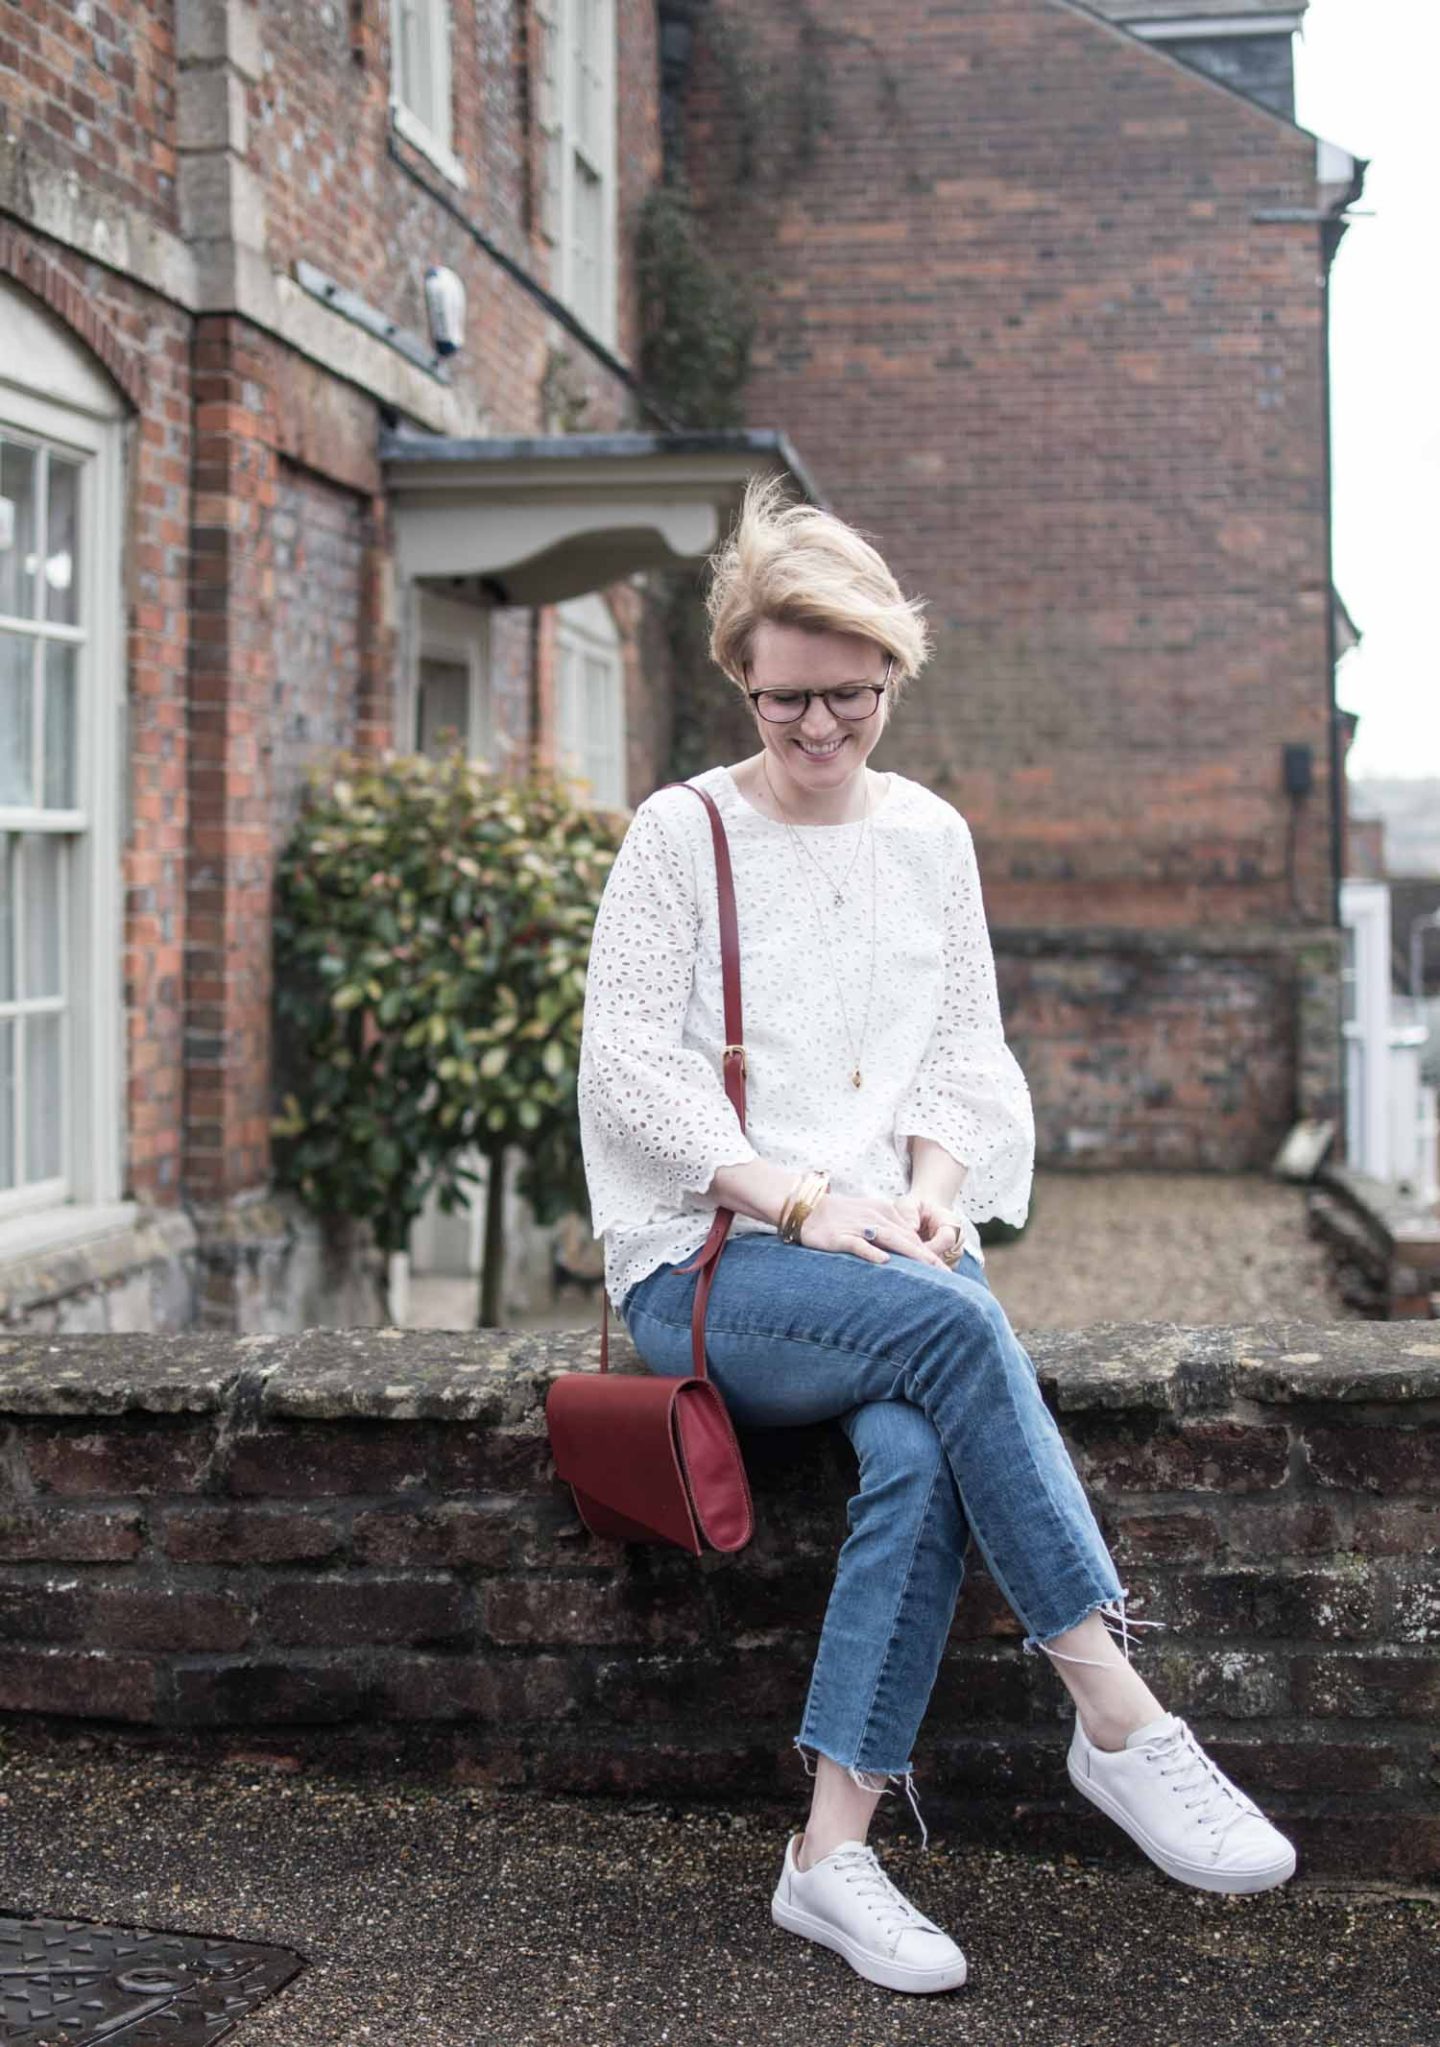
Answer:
[{"left": 578, "top": 763, "right": 1034, "bottom": 1312}]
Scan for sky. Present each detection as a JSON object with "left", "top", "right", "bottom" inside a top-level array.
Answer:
[{"left": 1292, "top": 0, "right": 1440, "bottom": 782}]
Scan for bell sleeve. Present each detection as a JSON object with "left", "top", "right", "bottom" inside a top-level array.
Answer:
[
  {"left": 578, "top": 792, "right": 759, "bottom": 1237},
  {"left": 894, "top": 811, "right": 1035, "bottom": 1228}
]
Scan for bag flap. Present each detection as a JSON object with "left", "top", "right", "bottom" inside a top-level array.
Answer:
[
  {"left": 546, "top": 1372, "right": 700, "bottom": 1551},
  {"left": 673, "top": 1379, "right": 754, "bottom": 1552}
]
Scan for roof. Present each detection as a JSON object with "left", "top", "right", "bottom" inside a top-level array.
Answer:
[{"left": 1086, "top": 2, "right": 1306, "bottom": 24}]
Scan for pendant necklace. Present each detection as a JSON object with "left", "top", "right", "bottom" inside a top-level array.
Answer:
[
  {"left": 761, "top": 756, "right": 880, "bottom": 1088},
  {"left": 761, "top": 754, "right": 870, "bottom": 907}
]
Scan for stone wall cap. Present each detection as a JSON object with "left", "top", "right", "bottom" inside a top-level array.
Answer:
[{"left": 0, "top": 1322, "right": 1430, "bottom": 1421}]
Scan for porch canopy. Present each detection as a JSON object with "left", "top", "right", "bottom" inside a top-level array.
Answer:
[{"left": 379, "top": 428, "right": 822, "bottom": 607}]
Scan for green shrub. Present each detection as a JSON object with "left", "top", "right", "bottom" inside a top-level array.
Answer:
[{"left": 271, "top": 750, "right": 624, "bottom": 1324}]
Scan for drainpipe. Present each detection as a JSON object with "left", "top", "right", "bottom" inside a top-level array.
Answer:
[{"left": 1316, "top": 141, "right": 1369, "bottom": 929}]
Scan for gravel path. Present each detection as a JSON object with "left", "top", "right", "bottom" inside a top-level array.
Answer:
[
  {"left": 411, "top": 1171, "right": 1355, "bottom": 1334},
  {"left": 974, "top": 1172, "right": 1353, "bottom": 1330},
  {"left": 0, "top": 1726, "right": 1434, "bottom": 2047}
]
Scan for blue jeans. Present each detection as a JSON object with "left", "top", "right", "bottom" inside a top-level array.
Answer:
[{"left": 621, "top": 1233, "right": 1123, "bottom": 1785}]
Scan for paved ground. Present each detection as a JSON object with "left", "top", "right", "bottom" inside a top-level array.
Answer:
[
  {"left": 408, "top": 1172, "right": 1356, "bottom": 1333},
  {"left": 0, "top": 1725, "right": 1434, "bottom": 2047},
  {"left": 979, "top": 1171, "right": 1354, "bottom": 1330}
]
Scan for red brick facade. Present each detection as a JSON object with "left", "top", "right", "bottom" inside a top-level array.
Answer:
[
  {"left": 0, "top": 0, "right": 1354, "bottom": 1329},
  {"left": 673, "top": 0, "right": 1351, "bottom": 1165},
  {"left": 1, "top": 0, "right": 669, "bottom": 1325}
]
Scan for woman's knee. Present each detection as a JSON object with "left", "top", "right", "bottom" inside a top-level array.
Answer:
[{"left": 844, "top": 1401, "right": 953, "bottom": 1518}]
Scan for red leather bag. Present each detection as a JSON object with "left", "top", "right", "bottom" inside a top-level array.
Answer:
[{"left": 546, "top": 781, "right": 755, "bottom": 1556}]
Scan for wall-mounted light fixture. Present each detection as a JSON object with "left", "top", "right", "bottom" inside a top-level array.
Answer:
[{"left": 425, "top": 266, "right": 467, "bottom": 358}]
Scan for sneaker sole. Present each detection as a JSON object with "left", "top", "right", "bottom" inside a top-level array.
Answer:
[
  {"left": 1067, "top": 1758, "right": 1297, "bottom": 1895},
  {"left": 771, "top": 1893, "right": 968, "bottom": 1994}
]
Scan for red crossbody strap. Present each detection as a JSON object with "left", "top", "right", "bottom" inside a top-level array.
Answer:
[{"left": 599, "top": 780, "right": 746, "bottom": 1382}]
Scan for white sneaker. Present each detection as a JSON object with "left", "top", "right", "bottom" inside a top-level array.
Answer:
[
  {"left": 770, "top": 1833, "right": 968, "bottom": 1994},
  {"left": 1069, "top": 1713, "right": 1297, "bottom": 1894}
]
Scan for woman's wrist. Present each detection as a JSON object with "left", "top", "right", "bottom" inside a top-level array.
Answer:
[
  {"left": 907, "top": 1136, "right": 968, "bottom": 1214},
  {"left": 707, "top": 1156, "right": 825, "bottom": 1230},
  {"left": 779, "top": 1169, "right": 831, "bottom": 1244}
]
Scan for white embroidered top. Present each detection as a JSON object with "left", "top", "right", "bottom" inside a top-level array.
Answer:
[{"left": 578, "top": 763, "right": 1035, "bottom": 1312}]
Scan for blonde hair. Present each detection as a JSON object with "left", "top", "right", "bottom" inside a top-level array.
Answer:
[{"left": 705, "top": 474, "right": 932, "bottom": 691}]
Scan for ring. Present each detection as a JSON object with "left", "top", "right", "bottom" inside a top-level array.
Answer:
[{"left": 862, "top": 1226, "right": 879, "bottom": 1243}]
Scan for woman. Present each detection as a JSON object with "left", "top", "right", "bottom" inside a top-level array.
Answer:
[{"left": 577, "top": 478, "right": 1294, "bottom": 1996}]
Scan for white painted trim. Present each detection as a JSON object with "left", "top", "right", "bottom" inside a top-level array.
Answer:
[
  {"left": 1127, "top": 16, "right": 1301, "bottom": 38},
  {"left": 388, "top": 0, "right": 466, "bottom": 186},
  {"left": 390, "top": 100, "right": 469, "bottom": 191},
  {"left": 555, "top": 593, "right": 625, "bottom": 809},
  {"left": 548, "top": 0, "right": 618, "bottom": 349},
  {"left": 0, "top": 1198, "right": 138, "bottom": 1267},
  {"left": 1341, "top": 880, "right": 1393, "bottom": 1181},
  {"left": 412, "top": 589, "right": 495, "bottom": 766},
  {"left": 1316, "top": 137, "right": 1358, "bottom": 191},
  {"left": 0, "top": 299, "right": 125, "bottom": 1219}
]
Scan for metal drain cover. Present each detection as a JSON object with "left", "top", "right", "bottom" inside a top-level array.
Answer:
[{"left": 0, "top": 1913, "right": 304, "bottom": 2045}]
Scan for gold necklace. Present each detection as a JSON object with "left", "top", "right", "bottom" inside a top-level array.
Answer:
[
  {"left": 759, "top": 756, "right": 871, "bottom": 906},
  {"left": 762, "top": 757, "right": 879, "bottom": 1088}
]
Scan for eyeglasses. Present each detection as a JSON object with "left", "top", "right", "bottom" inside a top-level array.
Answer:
[{"left": 744, "top": 661, "right": 893, "bottom": 725}]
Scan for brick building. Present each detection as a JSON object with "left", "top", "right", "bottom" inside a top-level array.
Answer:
[
  {"left": 1, "top": 0, "right": 1363, "bottom": 1335},
  {"left": 667, "top": 0, "right": 1364, "bottom": 1173},
  {"left": 0, "top": 0, "right": 804, "bottom": 1331}
]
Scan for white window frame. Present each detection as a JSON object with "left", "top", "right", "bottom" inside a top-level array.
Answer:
[
  {"left": 534, "top": 0, "right": 618, "bottom": 346},
  {"left": 554, "top": 593, "right": 625, "bottom": 810},
  {"left": 0, "top": 286, "right": 126, "bottom": 1257},
  {"left": 389, "top": 0, "right": 467, "bottom": 189},
  {"left": 408, "top": 589, "right": 495, "bottom": 765},
  {"left": 1340, "top": 880, "right": 1392, "bottom": 1182}
]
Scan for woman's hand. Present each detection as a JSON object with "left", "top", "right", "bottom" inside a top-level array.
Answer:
[
  {"left": 894, "top": 1192, "right": 964, "bottom": 1267},
  {"left": 798, "top": 1193, "right": 949, "bottom": 1268}
]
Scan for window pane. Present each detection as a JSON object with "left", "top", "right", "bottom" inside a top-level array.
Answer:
[
  {"left": 574, "top": 0, "right": 603, "bottom": 162},
  {"left": 45, "top": 455, "right": 81, "bottom": 626},
  {"left": 0, "top": 440, "right": 38, "bottom": 622},
  {"left": 555, "top": 642, "right": 579, "bottom": 773},
  {"left": 22, "top": 833, "right": 62, "bottom": 1000},
  {"left": 398, "top": 0, "right": 438, "bottom": 130},
  {"left": 541, "top": 129, "right": 562, "bottom": 243},
  {"left": 417, "top": 656, "right": 469, "bottom": 757},
  {"left": 0, "top": 835, "right": 12, "bottom": 1004},
  {"left": 24, "top": 1010, "right": 62, "bottom": 1181},
  {"left": 42, "top": 640, "right": 78, "bottom": 809},
  {"left": 0, "top": 630, "right": 35, "bottom": 807},
  {"left": 0, "top": 1018, "right": 12, "bottom": 1190},
  {"left": 571, "top": 158, "right": 603, "bottom": 328}
]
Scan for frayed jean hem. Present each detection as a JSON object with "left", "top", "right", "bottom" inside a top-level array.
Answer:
[
  {"left": 792, "top": 1736, "right": 931, "bottom": 1851},
  {"left": 1023, "top": 1586, "right": 1165, "bottom": 1666}
]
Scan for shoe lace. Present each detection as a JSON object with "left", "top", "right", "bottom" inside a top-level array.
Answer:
[
  {"left": 1143, "top": 1721, "right": 1260, "bottom": 1851},
  {"left": 830, "top": 1846, "right": 935, "bottom": 1940}
]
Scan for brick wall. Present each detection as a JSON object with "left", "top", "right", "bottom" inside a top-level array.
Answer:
[
  {"left": 0, "top": 1324, "right": 1436, "bottom": 1879},
  {"left": 679, "top": 0, "right": 1332, "bottom": 928},
  {"left": 670, "top": 0, "right": 1342, "bottom": 1162},
  {"left": 2, "top": 0, "right": 180, "bottom": 232},
  {"left": 1002, "top": 932, "right": 1312, "bottom": 1168},
  {"left": 268, "top": 464, "right": 367, "bottom": 846},
  {"left": 2, "top": 0, "right": 672, "bottom": 1331}
]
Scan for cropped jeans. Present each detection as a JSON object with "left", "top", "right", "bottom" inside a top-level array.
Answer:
[{"left": 621, "top": 1233, "right": 1124, "bottom": 1816}]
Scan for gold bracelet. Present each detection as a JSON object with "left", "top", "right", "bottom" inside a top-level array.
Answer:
[
  {"left": 778, "top": 1171, "right": 822, "bottom": 1243},
  {"left": 779, "top": 1169, "right": 830, "bottom": 1244},
  {"left": 788, "top": 1172, "right": 831, "bottom": 1244}
]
